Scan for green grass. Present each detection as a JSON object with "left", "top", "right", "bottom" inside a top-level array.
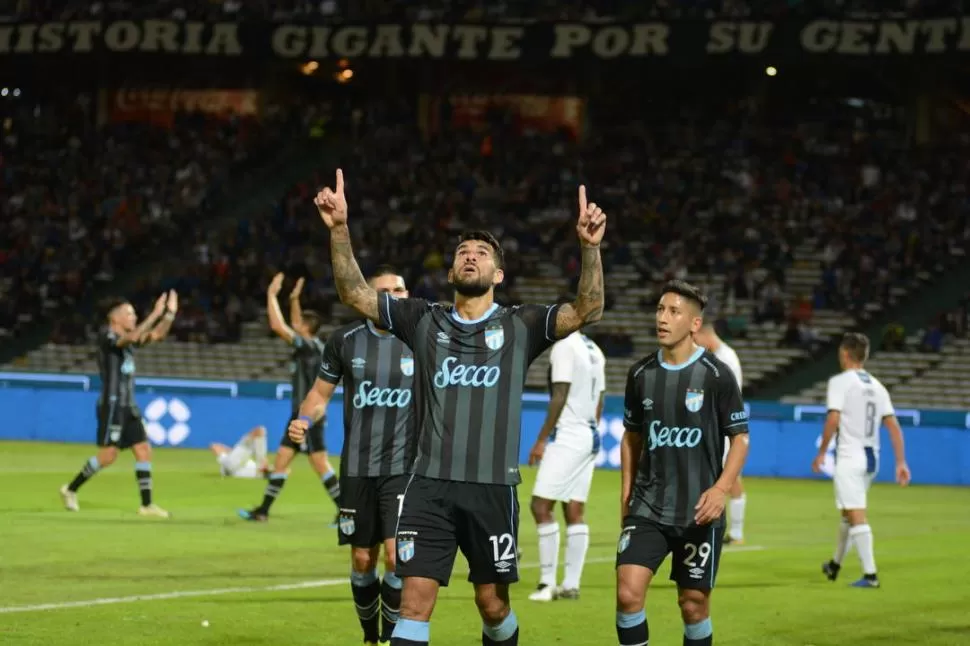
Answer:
[{"left": 1, "top": 441, "right": 968, "bottom": 645}]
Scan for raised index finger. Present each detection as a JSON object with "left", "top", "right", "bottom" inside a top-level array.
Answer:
[
  {"left": 578, "top": 184, "right": 587, "bottom": 214},
  {"left": 335, "top": 168, "right": 345, "bottom": 195}
]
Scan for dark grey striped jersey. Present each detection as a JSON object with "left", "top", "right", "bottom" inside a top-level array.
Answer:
[
  {"left": 623, "top": 347, "right": 749, "bottom": 529},
  {"left": 378, "top": 294, "right": 562, "bottom": 485},
  {"left": 319, "top": 320, "right": 415, "bottom": 478},
  {"left": 98, "top": 329, "right": 138, "bottom": 419},
  {"left": 290, "top": 335, "right": 325, "bottom": 414}
]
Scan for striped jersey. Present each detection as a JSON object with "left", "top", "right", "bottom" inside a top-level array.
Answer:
[
  {"left": 623, "top": 346, "right": 748, "bottom": 529},
  {"left": 290, "top": 335, "right": 325, "bottom": 414},
  {"left": 98, "top": 329, "right": 138, "bottom": 419},
  {"left": 318, "top": 320, "right": 415, "bottom": 478},
  {"left": 378, "top": 294, "right": 562, "bottom": 485}
]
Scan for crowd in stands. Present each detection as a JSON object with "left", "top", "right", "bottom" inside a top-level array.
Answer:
[{"left": 4, "top": 0, "right": 967, "bottom": 21}]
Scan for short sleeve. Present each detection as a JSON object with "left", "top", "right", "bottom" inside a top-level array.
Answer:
[
  {"left": 515, "top": 303, "right": 563, "bottom": 362},
  {"left": 880, "top": 385, "right": 896, "bottom": 419},
  {"left": 101, "top": 330, "right": 120, "bottom": 350},
  {"left": 623, "top": 364, "right": 645, "bottom": 433},
  {"left": 825, "top": 376, "right": 845, "bottom": 413},
  {"left": 549, "top": 340, "right": 575, "bottom": 384},
  {"left": 318, "top": 333, "right": 344, "bottom": 385},
  {"left": 378, "top": 294, "right": 433, "bottom": 349},
  {"left": 717, "top": 367, "right": 749, "bottom": 437}
]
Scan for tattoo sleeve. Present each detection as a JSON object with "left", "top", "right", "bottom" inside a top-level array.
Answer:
[
  {"left": 555, "top": 244, "right": 605, "bottom": 336},
  {"left": 330, "top": 225, "right": 379, "bottom": 322}
]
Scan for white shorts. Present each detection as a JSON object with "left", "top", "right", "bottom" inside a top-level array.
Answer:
[
  {"left": 217, "top": 453, "right": 262, "bottom": 479},
  {"left": 833, "top": 461, "right": 877, "bottom": 510},
  {"left": 532, "top": 442, "right": 596, "bottom": 503}
]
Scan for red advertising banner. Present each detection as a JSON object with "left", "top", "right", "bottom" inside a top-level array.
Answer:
[
  {"left": 106, "top": 89, "right": 260, "bottom": 126},
  {"left": 423, "top": 95, "right": 585, "bottom": 139}
]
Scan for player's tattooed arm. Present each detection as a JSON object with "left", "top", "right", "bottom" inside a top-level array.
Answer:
[
  {"left": 289, "top": 378, "right": 337, "bottom": 444},
  {"left": 329, "top": 226, "right": 380, "bottom": 322},
  {"left": 556, "top": 185, "right": 606, "bottom": 337}
]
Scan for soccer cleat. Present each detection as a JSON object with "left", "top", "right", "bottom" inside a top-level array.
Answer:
[
  {"left": 557, "top": 587, "right": 580, "bottom": 600},
  {"left": 724, "top": 535, "right": 744, "bottom": 546},
  {"left": 528, "top": 584, "right": 556, "bottom": 602},
  {"left": 822, "top": 560, "right": 841, "bottom": 582},
  {"left": 851, "top": 575, "right": 880, "bottom": 589},
  {"left": 59, "top": 485, "right": 79, "bottom": 512},
  {"left": 238, "top": 508, "right": 268, "bottom": 522},
  {"left": 137, "top": 504, "right": 170, "bottom": 518}
]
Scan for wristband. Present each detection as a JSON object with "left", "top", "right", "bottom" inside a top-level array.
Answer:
[{"left": 298, "top": 415, "right": 314, "bottom": 425}]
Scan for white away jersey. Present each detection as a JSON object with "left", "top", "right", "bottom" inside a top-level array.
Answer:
[
  {"left": 714, "top": 342, "right": 743, "bottom": 393},
  {"left": 549, "top": 332, "right": 606, "bottom": 451},
  {"left": 825, "top": 369, "right": 894, "bottom": 458}
]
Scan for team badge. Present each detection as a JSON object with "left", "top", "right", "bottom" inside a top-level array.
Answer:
[
  {"left": 484, "top": 326, "right": 505, "bottom": 350},
  {"left": 617, "top": 531, "right": 631, "bottom": 554},
  {"left": 398, "top": 539, "right": 415, "bottom": 563},
  {"left": 685, "top": 389, "right": 705, "bottom": 413},
  {"left": 400, "top": 356, "right": 414, "bottom": 377},
  {"left": 339, "top": 514, "right": 356, "bottom": 536},
  {"left": 120, "top": 357, "right": 135, "bottom": 375}
]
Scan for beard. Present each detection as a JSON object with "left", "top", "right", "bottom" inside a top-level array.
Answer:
[{"left": 451, "top": 274, "right": 493, "bottom": 297}]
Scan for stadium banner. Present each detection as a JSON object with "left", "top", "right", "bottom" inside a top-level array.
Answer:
[
  {"left": 421, "top": 95, "right": 585, "bottom": 139},
  {"left": 105, "top": 88, "right": 260, "bottom": 126},
  {"left": 2, "top": 18, "right": 970, "bottom": 61},
  {"left": 1, "top": 373, "right": 968, "bottom": 486}
]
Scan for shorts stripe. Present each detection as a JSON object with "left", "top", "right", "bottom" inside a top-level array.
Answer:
[
  {"left": 508, "top": 485, "right": 517, "bottom": 567},
  {"left": 393, "top": 473, "right": 416, "bottom": 538}
]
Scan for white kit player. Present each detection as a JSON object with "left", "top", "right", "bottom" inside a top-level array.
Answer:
[
  {"left": 694, "top": 322, "right": 748, "bottom": 544},
  {"left": 812, "top": 333, "right": 911, "bottom": 588},
  {"left": 209, "top": 426, "right": 271, "bottom": 479},
  {"left": 527, "top": 305, "right": 606, "bottom": 602}
]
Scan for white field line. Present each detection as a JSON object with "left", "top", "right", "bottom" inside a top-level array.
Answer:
[{"left": 0, "top": 545, "right": 765, "bottom": 614}]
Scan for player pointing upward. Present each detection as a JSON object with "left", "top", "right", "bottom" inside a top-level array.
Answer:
[
  {"left": 812, "top": 332, "right": 911, "bottom": 589},
  {"left": 616, "top": 281, "right": 749, "bottom": 646},
  {"left": 315, "top": 169, "right": 605, "bottom": 646}
]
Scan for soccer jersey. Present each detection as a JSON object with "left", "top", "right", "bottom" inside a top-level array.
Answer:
[
  {"left": 825, "top": 369, "right": 894, "bottom": 461},
  {"left": 318, "top": 320, "right": 415, "bottom": 478},
  {"left": 623, "top": 347, "right": 748, "bottom": 528},
  {"left": 98, "top": 329, "right": 138, "bottom": 419},
  {"left": 378, "top": 294, "right": 562, "bottom": 485},
  {"left": 290, "top": 335, "right": 325, "bottom": 414},
  {"left": 548, "top": 332, "right": 606, "bottom": 452}
]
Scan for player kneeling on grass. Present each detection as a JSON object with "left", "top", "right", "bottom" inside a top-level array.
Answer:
[
  {"left": 210, "top": 426, "right": 271, "bottom": 479},
  {"left": 527, "top": 301, "right": 606, "bottom": 602},
  {"left": 615, "top": 281, "right": 749, "bottom": 646},
  {"left": 290, "top": 266, "right": 415, "bottom": 646},
  {"left": 812, "top": 332, "right": 911, "bottom": 589}
]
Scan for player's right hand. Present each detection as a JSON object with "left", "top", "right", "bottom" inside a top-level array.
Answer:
[
  {"left": 268, "top": 272, "right": 284, "bottom": 296},
  {"left": 896, "top": 462, "right": 912, "bottom": 487},
  {"left": 151, "top": 294, "right": 167, "bottom": 316},
  {"left": 528, "top": 441, "right": 546, "bottom": 466},
  {"left": 314, "top": 169, "right": 348, "bottom": 229},
  {"left": 290, "top": 277, "right": 305, "bottom": 300},
  {"left": 288, "top": 417, "right": 309, "bottom": 444}
]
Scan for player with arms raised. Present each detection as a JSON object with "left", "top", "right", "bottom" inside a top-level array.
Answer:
[
  {"left": 812, "top": 332, "right": 911, "bottom": 589},
  {"left": 288, "top": 266, "right": 415, "bottom": 645},
  {"left": 615, "top": 281, "right": 749, "bottom": 646},
  {"left": 315, "top": 169, "right": 605, "bottom": 646}
]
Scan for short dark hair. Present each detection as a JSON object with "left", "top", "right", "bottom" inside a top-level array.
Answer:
[
  {"left": 458, "top": 230, "right": 504, "bottom": 269},
  {"left": 102, "top": 297, "right": 129, "bottom": 320},
  {"left": 660, "top": 280, "right": 707, "bottom": 312},
  {"left": 556, "top": 294, "right": 574, "bottom": 306},
  {"left": 302, "top": 310, "right": 323, "bottom": 335},
  {"left": 370, "top": 265, "right": 399, "bottom": 281},
  {"left": 840, "top": 332, "right": 870, "bottom": 363}
]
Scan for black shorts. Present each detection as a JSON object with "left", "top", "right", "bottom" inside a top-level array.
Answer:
[
  {"left": 395, "top": 474, "right": 520, "bottom": 587},
  {"left": 279, "top": 414, "right": 326, "bottom": 453},
  {"left": 96, "top": 405, "right": 147, "bottom": 449},
  {"left": 338, "top": 474, "right": 410, "bottom": 548},
  {"left": 615, "top": 516, "right": 724, "bottom": 590}
]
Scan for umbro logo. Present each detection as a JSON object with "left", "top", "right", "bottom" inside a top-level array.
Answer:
[
  {"left": 642, "top": 398, "right": 653, "bottom": 410},
  {"left": 436, "top": 332, "right": 449, "bottom": 344},
  {"left": 352, "top": 358, "right": 366, "bottom": 368},
  {"left": 321, "top": 362, "right": 331, "bottom": 371}
]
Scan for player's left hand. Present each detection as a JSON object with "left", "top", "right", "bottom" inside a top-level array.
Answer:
[
  {"left": 576, "top": 185, "right": 606, "bottom": 247},
  {"left": 694, "top": 486, "right": 727, "bottom": 526},
  {"left": 528, "top": 441, "right": 546, "bottom": 466},
  {"left": 811, "top": 453, "right": 825, "bottom": 474},
  {"left": 896, "top": 462, "right": 912, "bottom": 487},
  {"left": 166, "top": 290, "right": 178, "bottom": 314},
  {"left": 289, "top": 277, "right": 305, "bottom": 300}
]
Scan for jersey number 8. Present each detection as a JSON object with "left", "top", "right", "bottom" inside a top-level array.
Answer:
[{"left": 864, "top": 401, "right": 876, "bottom": 438}]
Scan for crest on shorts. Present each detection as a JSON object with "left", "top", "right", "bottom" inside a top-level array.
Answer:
[
  {"left": 400, "top": 356, "right": 414, "bottom": 377},
  {"left": 484, "top": 325, "right": 505, "bottom": 350},
  {"left": 398, "top": 539, "right": 415, "bottom": 563},
  {"left": 339, "top": 514, "right": 356, "bottom": 536},
  {"left": 617, "top": 531, "right": 631, "bottom": 554},
  {"left": 685, "top": 389, "right": 704, "bottom": 413}
]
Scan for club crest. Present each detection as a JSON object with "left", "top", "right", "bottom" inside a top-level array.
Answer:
[
  {"left": 617, "top": 531, "right": 631, "bottom": 554},
  {"left": 484, "top": 326, "right": 505, "bottom": 350},
  {"left": 400, "top": 356, "right": 414, "bottom": 377},
  {"left": 685, "top": 389, "right": 705, "bottom": 413},
  {"left": 398, "top": 539, "right": 415, "bottom": 563},
  {"left": 339, "top": 514, "right": 355, "bottom": 536}
]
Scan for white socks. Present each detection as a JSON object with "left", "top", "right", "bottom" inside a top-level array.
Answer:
[
  {"left": 728, "top": 495, "right": 746, "bottom": 541},
  {"left": 562, "top": 524, "right": 590, "bottom": 591},
  {"left": 848, "top": 524, "right": 877, "bottom": 575},
  {"left": 252, "top": 433, "right": 268, "bottom": 465},
  {"left": 833, "top": 518, "right": 851, "bottom": 565},
  {"left": 537, "top": 523, "right": 560, "bottom": 588}
]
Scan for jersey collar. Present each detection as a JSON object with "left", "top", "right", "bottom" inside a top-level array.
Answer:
[{"left": 450, "top": 303, "right": 499, "bottom": 324}]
